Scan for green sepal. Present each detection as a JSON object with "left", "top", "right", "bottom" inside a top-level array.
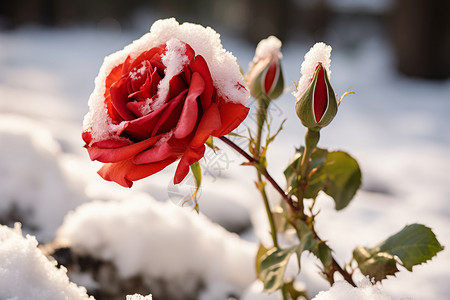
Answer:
[
  {"left": 267, "top": 63, "right": 284, "bottom": 100},
  {"left": 186, "top": 161, "right": 202, "bottom": 212}
]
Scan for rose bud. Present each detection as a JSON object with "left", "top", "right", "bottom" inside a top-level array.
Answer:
[
  {"left": 82, "top": 18, "right": 250, "bottom": 187},
  {"left": 294, "top": 42, "right": 337, "bottom": 131},
  {"left": 246, "top": 36, "right": 284, "bottom": 100}
]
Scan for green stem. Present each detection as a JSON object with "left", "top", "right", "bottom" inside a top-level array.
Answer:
[
  {"left": 255, "top": 96, "right": 279, "bottom": 249},
  {"left": 296, "top": 129, "right": 320, "bottom": 213}
]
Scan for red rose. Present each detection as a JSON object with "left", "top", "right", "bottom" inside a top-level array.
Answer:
[{"left": 82, "top": 19, "right": 249, "bottom": 187}]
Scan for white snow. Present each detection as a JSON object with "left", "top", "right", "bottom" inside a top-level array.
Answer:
[
  {"left": 0, "top": 114, "right": 89, "bottom": 241},
  {"left": 312, "top": 278, "right": 391, "bottom": 300},
  {"left": 83, "top": 18, "right": 249, "bottom": 143},
  {"left": 0, "top": 223, "right": 93, "bottom": 300},
  {"left": 294, "top": 42, "right": 332, "bottom": 99},
  {"left": 55, "top": 194, "right": 256, "bottom": 298},
  {"left": 253, "top": 35, "right": 283, "bottom": 62}
]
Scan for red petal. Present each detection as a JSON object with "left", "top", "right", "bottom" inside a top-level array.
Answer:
[
  {"left": 174, "top": 145, "right": 205, "bottom": 184},
  {"left": 87, "top": 135, "right": 160, "bottom": 163},
  {"left": 128, "top": 46, "right": 165, "bottom": 73},
  {"left": 110, "top": 78, "right": 136, "bottom": 121},
  {"left": 121, "top": 90, "right": 184, "bottom": 140},
  {"left": 313, "top": 64, "right": 328, "bottom": 122},
  {"left": 173, "top": 72, "right": 205, "bottom": 139},
  {"left": 190, "top": 102, "right": 221, "bottom": 148},
  {"left": 151, "top": 89, "right": 188, "bottom": 137},
  {"left": 133, "top": 136, "right": 175, "bottom": 164},
  {"left": 98, "top": 157, "right": 177, "bottom": 188},
  {"left": 211, "top": 100, "right": 249, "bottom": 137},
  {"left": 189, "top": 55, "right": 213, "bottom": 110},
  {"left": 264, "top": 60, "right": 277, "bottom": 94}
]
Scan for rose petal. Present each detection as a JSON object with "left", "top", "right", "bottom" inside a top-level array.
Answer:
[
  {"left": 87, "top": 135, "right": 160, "bottom": 163},
  {"left": 211, "top": 100, "right": 250, "bottom": 137},
  {"left": 122, "top": 90, "right": 187, "bottom": 140},
  {"left": 189, "top": 55, "right": 213, "bottom": 110},
  {"left": 110, "top": 78, "right": 136, "bottom": 121},
  {"left": 127, "top": 46, "right": 165, "bottom": 74},
  {"left": 98, "top": 157, "right": 177, "bottom": 188},
  {"left": 173, "top": 72, "right": 205, "bottom": 139},
  {"left": 168, "top": 74, "right": 188, "bottom": 100},
  {"left": 174, "top": 145, "right": 206, "bottom": 184},
  {"left": 135, "top": 132, "right": 193, "bottom": 165},
  {"left": 264, "top": 60, "right": 277, "bottom": 94},
  {"left": 313, "top": 64, "right": 327, "bottom": 122},
  {"left": 190, "top": 102, "right": 221, "bottom": 148},
  {"left": 151, "top": 89, "right": 188, "bottom": 137}
]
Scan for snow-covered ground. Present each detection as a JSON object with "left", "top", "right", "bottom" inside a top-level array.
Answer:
[{"left": 1, "top": 22, "right": 449, "bottom": 299}]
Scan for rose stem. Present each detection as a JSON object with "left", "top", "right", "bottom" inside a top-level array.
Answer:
[
  {"left": 218, "top": 135, "right": 356, "bottom": 287},
  {"left": 254, "top": 97, "right": 280, "bottom": 249}
]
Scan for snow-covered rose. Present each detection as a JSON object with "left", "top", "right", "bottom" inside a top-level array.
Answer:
[
  {"left": 246, "top": 35, "right": 284, "bottom": 100},
  {"left": 82, "top": 18, "right": 249, "bottom": 187}
]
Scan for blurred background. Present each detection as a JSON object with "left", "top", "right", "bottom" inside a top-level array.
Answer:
[
  {"left": 1, "top": 0, "right": 450, "bottom": 299},
  {"left": 1, "top": 0, "right": 450, "bottom": 78}
]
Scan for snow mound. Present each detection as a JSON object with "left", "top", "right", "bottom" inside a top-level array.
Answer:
[
  {"left": 0, "top": 223, "right": 93, "bottom": 300},
  {"left": 312, "top": 278, "right": 391, "bottom": 300},
  {"left": 0, "top": 114, "right": 88, "bottom": 241},
  {"left": 56, "top": 194, "right": 256, "bottom": 299}
]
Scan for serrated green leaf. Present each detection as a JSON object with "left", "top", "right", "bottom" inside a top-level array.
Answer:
[
  {"left": 284, "top": 148, "right": 361, "bottom": 210},
  {"left": 377, "top": 224, "right": 444, "bottom": 271},
  {"left": 353, "top": 248, "right": 399, "bottom": 282},
  {"left": 259, "top": 246, "right": 298, "bottom": 293},
  {"left": 353, "top": 224, "right": 443, "bottom": 282},
  {"left": 322, "top": 151, "right": 361, "bottom": 210}
]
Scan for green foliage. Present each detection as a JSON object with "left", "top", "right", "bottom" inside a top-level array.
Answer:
[
  {"left": 187, "top": 161, "right": 202, "bottom": 212},
  {"left": 284, "top": 147, "right": 361, "bottom": 210},
  {"left": 322, "top": 151, "right": 362, "bottom": 210},
  {"left": 257, "top": 245, "right": 298, "bottom": 293},
  {"left": 353, "top": 224, "right": 443, "bottom": 282}
]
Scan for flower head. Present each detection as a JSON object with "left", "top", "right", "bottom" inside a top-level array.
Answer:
[
  {"left": 82, "top": 18, "right": 250, "bottom": 187},
  {"left": 246, "top": 36, "right": 284, "bottom": 100}
]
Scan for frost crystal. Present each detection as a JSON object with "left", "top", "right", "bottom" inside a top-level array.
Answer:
[{"left": 294, "top": 42, "right": 332, "bottom": 99}]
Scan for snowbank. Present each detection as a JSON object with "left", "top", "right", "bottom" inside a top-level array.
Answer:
[
  {"left": 56, "top": 194, "right": 257, "bottom": 299},
  {"left": 0, "top": 223, "right": 93, "bottom": 300},
  {"left": 0, "top": 114, "right": 88, "bottom": 241},
  {"left": 312, "top": 278, "right": 391, "bottom": 300}
]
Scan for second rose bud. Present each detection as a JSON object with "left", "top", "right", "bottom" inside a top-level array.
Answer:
[{"left": 246, "top": 36, "right": 284, "bottom": 100}]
